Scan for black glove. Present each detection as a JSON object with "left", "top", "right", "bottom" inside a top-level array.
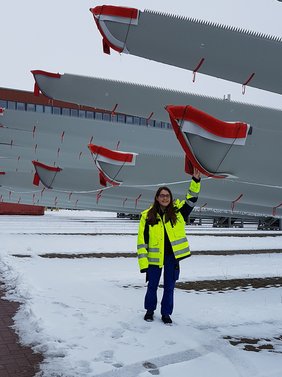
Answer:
[{"left": 140, "top": 268, "right": 148, "bottom": 273}]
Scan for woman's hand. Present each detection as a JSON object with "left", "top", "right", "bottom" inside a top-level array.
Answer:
[{"left": 193, "top": 167, "right": 201, "bottom": 180}]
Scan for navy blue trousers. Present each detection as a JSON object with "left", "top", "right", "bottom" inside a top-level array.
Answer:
[{"left": 144, "top": 253, "right": 179, "bottom": 316}]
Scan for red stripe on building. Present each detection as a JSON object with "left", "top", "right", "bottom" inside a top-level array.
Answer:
[
  {"left": 166, "top": 105, "right": 248, "bottom": 139},
  {"left": 0, "top": 202, "right": 44, "bottom": 215},
  {"left": 32, "top": 160, "right": 62, "bottom": 172},
  {"left": 166, "top": 106, "right": 226, "bottom": 178},
  {"left": 31, "top": 70, "right": 61, "bottom": 79},
  {"left": 90, "top": 6, "right": 138, "bottom": 19},
  {"left": 88, "top": 144, "right": 134, "bottom": 163}
]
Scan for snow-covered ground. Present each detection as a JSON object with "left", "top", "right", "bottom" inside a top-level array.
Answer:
[{"left": 0, "top": 210, "right": 282, "bottom": 377}]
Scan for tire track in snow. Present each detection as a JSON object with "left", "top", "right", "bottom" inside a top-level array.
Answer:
[{"left": 92, "top": 348, "right": 206, "bottom": 377}]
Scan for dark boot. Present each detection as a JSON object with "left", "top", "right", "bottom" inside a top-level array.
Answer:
[
  {"left": 144, "top": 311, "right": 154, "bottom": 322},
  {"left": 161, "top": 315, "right": 172, "bottom": 324}
]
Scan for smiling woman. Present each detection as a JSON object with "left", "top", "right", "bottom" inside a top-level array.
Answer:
[{"left": 137, "top": 168, "right": 201, "bottom": 324}]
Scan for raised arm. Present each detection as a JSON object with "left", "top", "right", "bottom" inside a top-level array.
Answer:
[{"left": 178, "top": 168, "right": 201, "bottom": 220}]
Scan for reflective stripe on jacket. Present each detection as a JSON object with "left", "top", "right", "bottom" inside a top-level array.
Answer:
[{"left": 137, "top": 179, "right": 200, "bottom": 271}]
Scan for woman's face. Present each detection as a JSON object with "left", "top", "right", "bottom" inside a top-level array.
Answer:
[{"left": 156, "top": 189, "right": 171, "bottom": 208}]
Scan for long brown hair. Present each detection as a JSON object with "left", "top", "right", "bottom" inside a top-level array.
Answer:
[{"left": 146, "top": 186, "right": 177, "bottom": 226}]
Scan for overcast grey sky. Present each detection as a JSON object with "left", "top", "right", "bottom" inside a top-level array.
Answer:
[{"left": 1, "top": 0, "right": 281, "bottom": 108}]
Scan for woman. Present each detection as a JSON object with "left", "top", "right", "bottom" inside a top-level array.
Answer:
[{"left": 137, "top": 168, "right": 201, "bottom": 324}]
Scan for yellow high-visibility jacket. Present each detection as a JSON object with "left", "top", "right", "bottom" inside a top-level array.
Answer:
[{"left": 137, "top": 179, "right": 200, "bottom": 271}]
